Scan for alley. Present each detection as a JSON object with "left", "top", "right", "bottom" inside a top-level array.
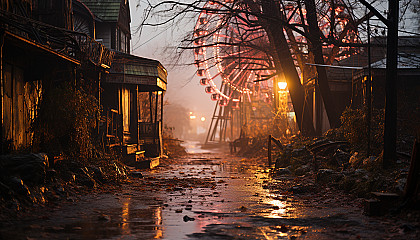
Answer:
[
  {"left": 0, "top": 142, "right": 416, "bottom": 240},
  {"left": 1, "top": 1, "right": 419, "bottom": 239}
]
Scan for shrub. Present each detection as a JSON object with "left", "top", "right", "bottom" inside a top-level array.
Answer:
[
  {"left": 32, "top": 82, "right": 100, "bottom": 159},
  {"left": 339, "top": 107, "right": 384, "bottom": 155}
]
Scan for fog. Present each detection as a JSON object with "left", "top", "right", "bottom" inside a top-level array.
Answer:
[{"left": 129, "top": 0, "right": 213, "bottom": 141}]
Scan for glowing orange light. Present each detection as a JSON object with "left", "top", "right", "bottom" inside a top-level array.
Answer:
[{"left": 278, "top": 81, "right": 287, "bottom": 90}]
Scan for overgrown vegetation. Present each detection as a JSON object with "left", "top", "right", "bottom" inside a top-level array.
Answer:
[
  {"left": 29, "top": 80, "right": 130, "bottom": 181},
  {"left": 31, "top": 82, "right": 100, "bottom": 159},
  {"left": 233, "top": 106, "right": 415, "bottom": 199},
  {"left": 162, "top": 125, "right": 187, "bottom": 158},
  {"left": 338, "top": 107, "right": 385, "bottom": 156},
  {"left": 1, "top": 82, "right": 130, "bottom": 216}
]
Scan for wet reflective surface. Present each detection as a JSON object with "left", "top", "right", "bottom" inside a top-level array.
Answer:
[
  {"left": 1, "top": 143, "right": 417, "bottom": 239},
  {"left": 181, "top": 140, "right": 212, "bottom": 154}
]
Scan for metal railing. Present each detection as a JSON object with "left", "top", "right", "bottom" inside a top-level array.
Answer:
[
  {"left": 267, "top": 135, "right": 284, "bottom": 167},
  {"left": 0, "top": 9, "right": 113, "bottom": 68}
]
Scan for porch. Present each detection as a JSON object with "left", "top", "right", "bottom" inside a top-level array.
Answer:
[{"left": 101, "top": 52, "right": 167, "bottom": 165}]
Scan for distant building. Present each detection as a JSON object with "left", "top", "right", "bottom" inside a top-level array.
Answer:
[{"left": 308, "top": 36, "right": 420, "bottom": 134}]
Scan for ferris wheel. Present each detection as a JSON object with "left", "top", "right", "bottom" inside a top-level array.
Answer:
[
  {"left": 193, "top": 1, "right": 274, "bottom": 109},
  {"left": 194, "top": 0, "right": 359, "bottom": 143},
  {"left": 193, "top": 0, "right": 358, "bottom": 106}
]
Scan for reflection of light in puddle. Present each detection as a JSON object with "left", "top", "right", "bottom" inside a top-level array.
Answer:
[
  {"left": 121, "top": 197, "right": 131, "bottom": 235},
  {"left": 121, "top": 198, "right": 163, "bottom": 238},
  {"left": 263, "top": 199, "right": 287, "bottom": 218},
  {"left": 181, "top": 141, "right": 211, "bottom": 154},
  {"left": 260, "top": 226, "right": 288, "bottom": 239},
  {"left": 154, "top": 207, "right": 163, "bottom": 239},
  {"left": 188, "top": 144, "right": 197, "bottom": 154}
]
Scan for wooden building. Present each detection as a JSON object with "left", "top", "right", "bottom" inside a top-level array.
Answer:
[
  {"left": 81, "top": 0, "right": 168, "bottom": 163},
  {"left": 307, "top": 36, "right": 420, "bottom": 134},
  {"left": 0, "top": 0, "right": 112, "bottom": 153},
  {"left": 351, "top": 37, "right": 420, "bottom": 110},
  {"left": 105, "top": 52, "right": 167, "bottom": 159},
  {"left": 305, "top": 37, "right": 384, "bottom": 134}
]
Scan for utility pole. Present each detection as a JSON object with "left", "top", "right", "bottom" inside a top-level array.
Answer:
[
  {"left": 367, "top": 17, "right": 372, "bottom": 157},
  {"left": 360, "top": 0, "right": 399, "bottom": 167},
  {"left": 383, "top": 0, "right": 399, "bottom": 166},
  {"left": 0, "top": 31, "right": 3, "bottom": 155}
]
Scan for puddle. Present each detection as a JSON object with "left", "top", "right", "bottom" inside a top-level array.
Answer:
[{"left": 181, "top": 141, "right": 212, "bottom": 154}]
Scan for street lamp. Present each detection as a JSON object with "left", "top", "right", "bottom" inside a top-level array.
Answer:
[
  {"left": 278, "top": 81, "right": 287, "bottom": 91},
  {"left": 277, "top": 81, "right": 290, "bottom": 135}
]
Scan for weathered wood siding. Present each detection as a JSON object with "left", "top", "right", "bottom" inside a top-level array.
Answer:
[
  {"left": 95, "top": 23, "right": 112, "bottom": 49},
  {"left": 2, "top": 63, "right": 35, "bottom": 149}
]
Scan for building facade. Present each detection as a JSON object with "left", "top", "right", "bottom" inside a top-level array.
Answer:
[
  {"left": 0, "top": 0, "right": 112, "bottom": 153},
  {"left": 81, "top": 0, "right": 167, "bottom": 162}
]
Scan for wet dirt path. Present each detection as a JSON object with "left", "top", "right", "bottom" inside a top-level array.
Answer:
[{"left": 0, "top": 142, "right": 416, "bottom": 239}]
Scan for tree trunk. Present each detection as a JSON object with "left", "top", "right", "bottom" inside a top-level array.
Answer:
[
  {"left": 260, "top": 0, "right": 315, "bottom": 136},
  {"left": 304, "top": 0, "right": 340, "bottom": 129}
]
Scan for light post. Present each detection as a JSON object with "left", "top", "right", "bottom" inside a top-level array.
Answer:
[
  {"left": 277, "top": 81, "right": 288, "bottom": 136},
  {"left": 278, "top": 82, "right": 287, "bottom": 91}
]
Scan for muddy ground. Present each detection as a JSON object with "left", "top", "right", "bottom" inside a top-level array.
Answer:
[{"left": 0, "top": 142, "right": 418, "bottom": 239}]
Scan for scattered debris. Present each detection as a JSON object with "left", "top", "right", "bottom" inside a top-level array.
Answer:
[
  {"left": 273, "top": 168, "right": 292, "bottom": 176},
  {"left": 130, "top": 171, "right": 144, "bottom": 178},
  {"left": 183, "top": 215, "right": 195, "bottom": 222},
  {"left": 97, "top": 214, "right": 111, "bottom": 222},
  {"left": 0, "top": 153, "right": 49, "bottom": 186},
  {"left": 316, "top": 169, "right": 343, "bottom": 184}
]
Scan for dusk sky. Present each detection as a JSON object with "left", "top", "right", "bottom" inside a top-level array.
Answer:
[{"left": 129, "top": 0, "right": 214, "bottom": 125}]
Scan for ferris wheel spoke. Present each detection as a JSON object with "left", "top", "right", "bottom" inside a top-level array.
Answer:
[
  {"left": 229, "top": 63, "right": 250, "bottom": 85},
  {"left": 218, "top": 49, "right": 249, "bottom": 59},
  {"left": 213, "top": 33, "right": 243, "bottom": 43}
]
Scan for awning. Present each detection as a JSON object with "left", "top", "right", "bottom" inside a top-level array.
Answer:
[{"left": 107, "top": 52, "right": 167, "bottom": 91}]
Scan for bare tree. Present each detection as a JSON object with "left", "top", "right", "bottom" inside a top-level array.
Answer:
[{"left": 139, "top": 0, "right": 367, "bottom": 135}]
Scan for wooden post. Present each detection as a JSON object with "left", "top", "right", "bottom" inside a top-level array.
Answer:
[
  {"left": 154, "top": 91, "right": 158, "bottom": 155},
  {"left": 383, "top": 0, "right": 399, "bottom": 166},
  {"left": 160, "top": 91, "right": 164, "bottom": 156},
  {"left": 149, "top": 91, "right": 153, "bottom": 146},
  {"left": 135, "top": 85, "right": 139, "bottom": 147},
  {"left": 119, "top": 85, "right": 124, "bottom": 146},
  {"left": 268, "top": 135, "right": 272, "bottom": 167},
  {"left": 404, "top": 137, "right": 420, "bottom": 202},
  {"left": 366, "top": 17, "right": 372, "bottom": 157},
  {"left": 0, "top": 31, "right": 4, "bottom": 154}
]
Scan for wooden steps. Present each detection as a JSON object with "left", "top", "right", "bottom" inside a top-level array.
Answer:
[
  {"left": 364, "top": 192, "right": 400, "bottom": 216},
  {"left": 136, "top": 157, "right": 160, "bottom": 169}
]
